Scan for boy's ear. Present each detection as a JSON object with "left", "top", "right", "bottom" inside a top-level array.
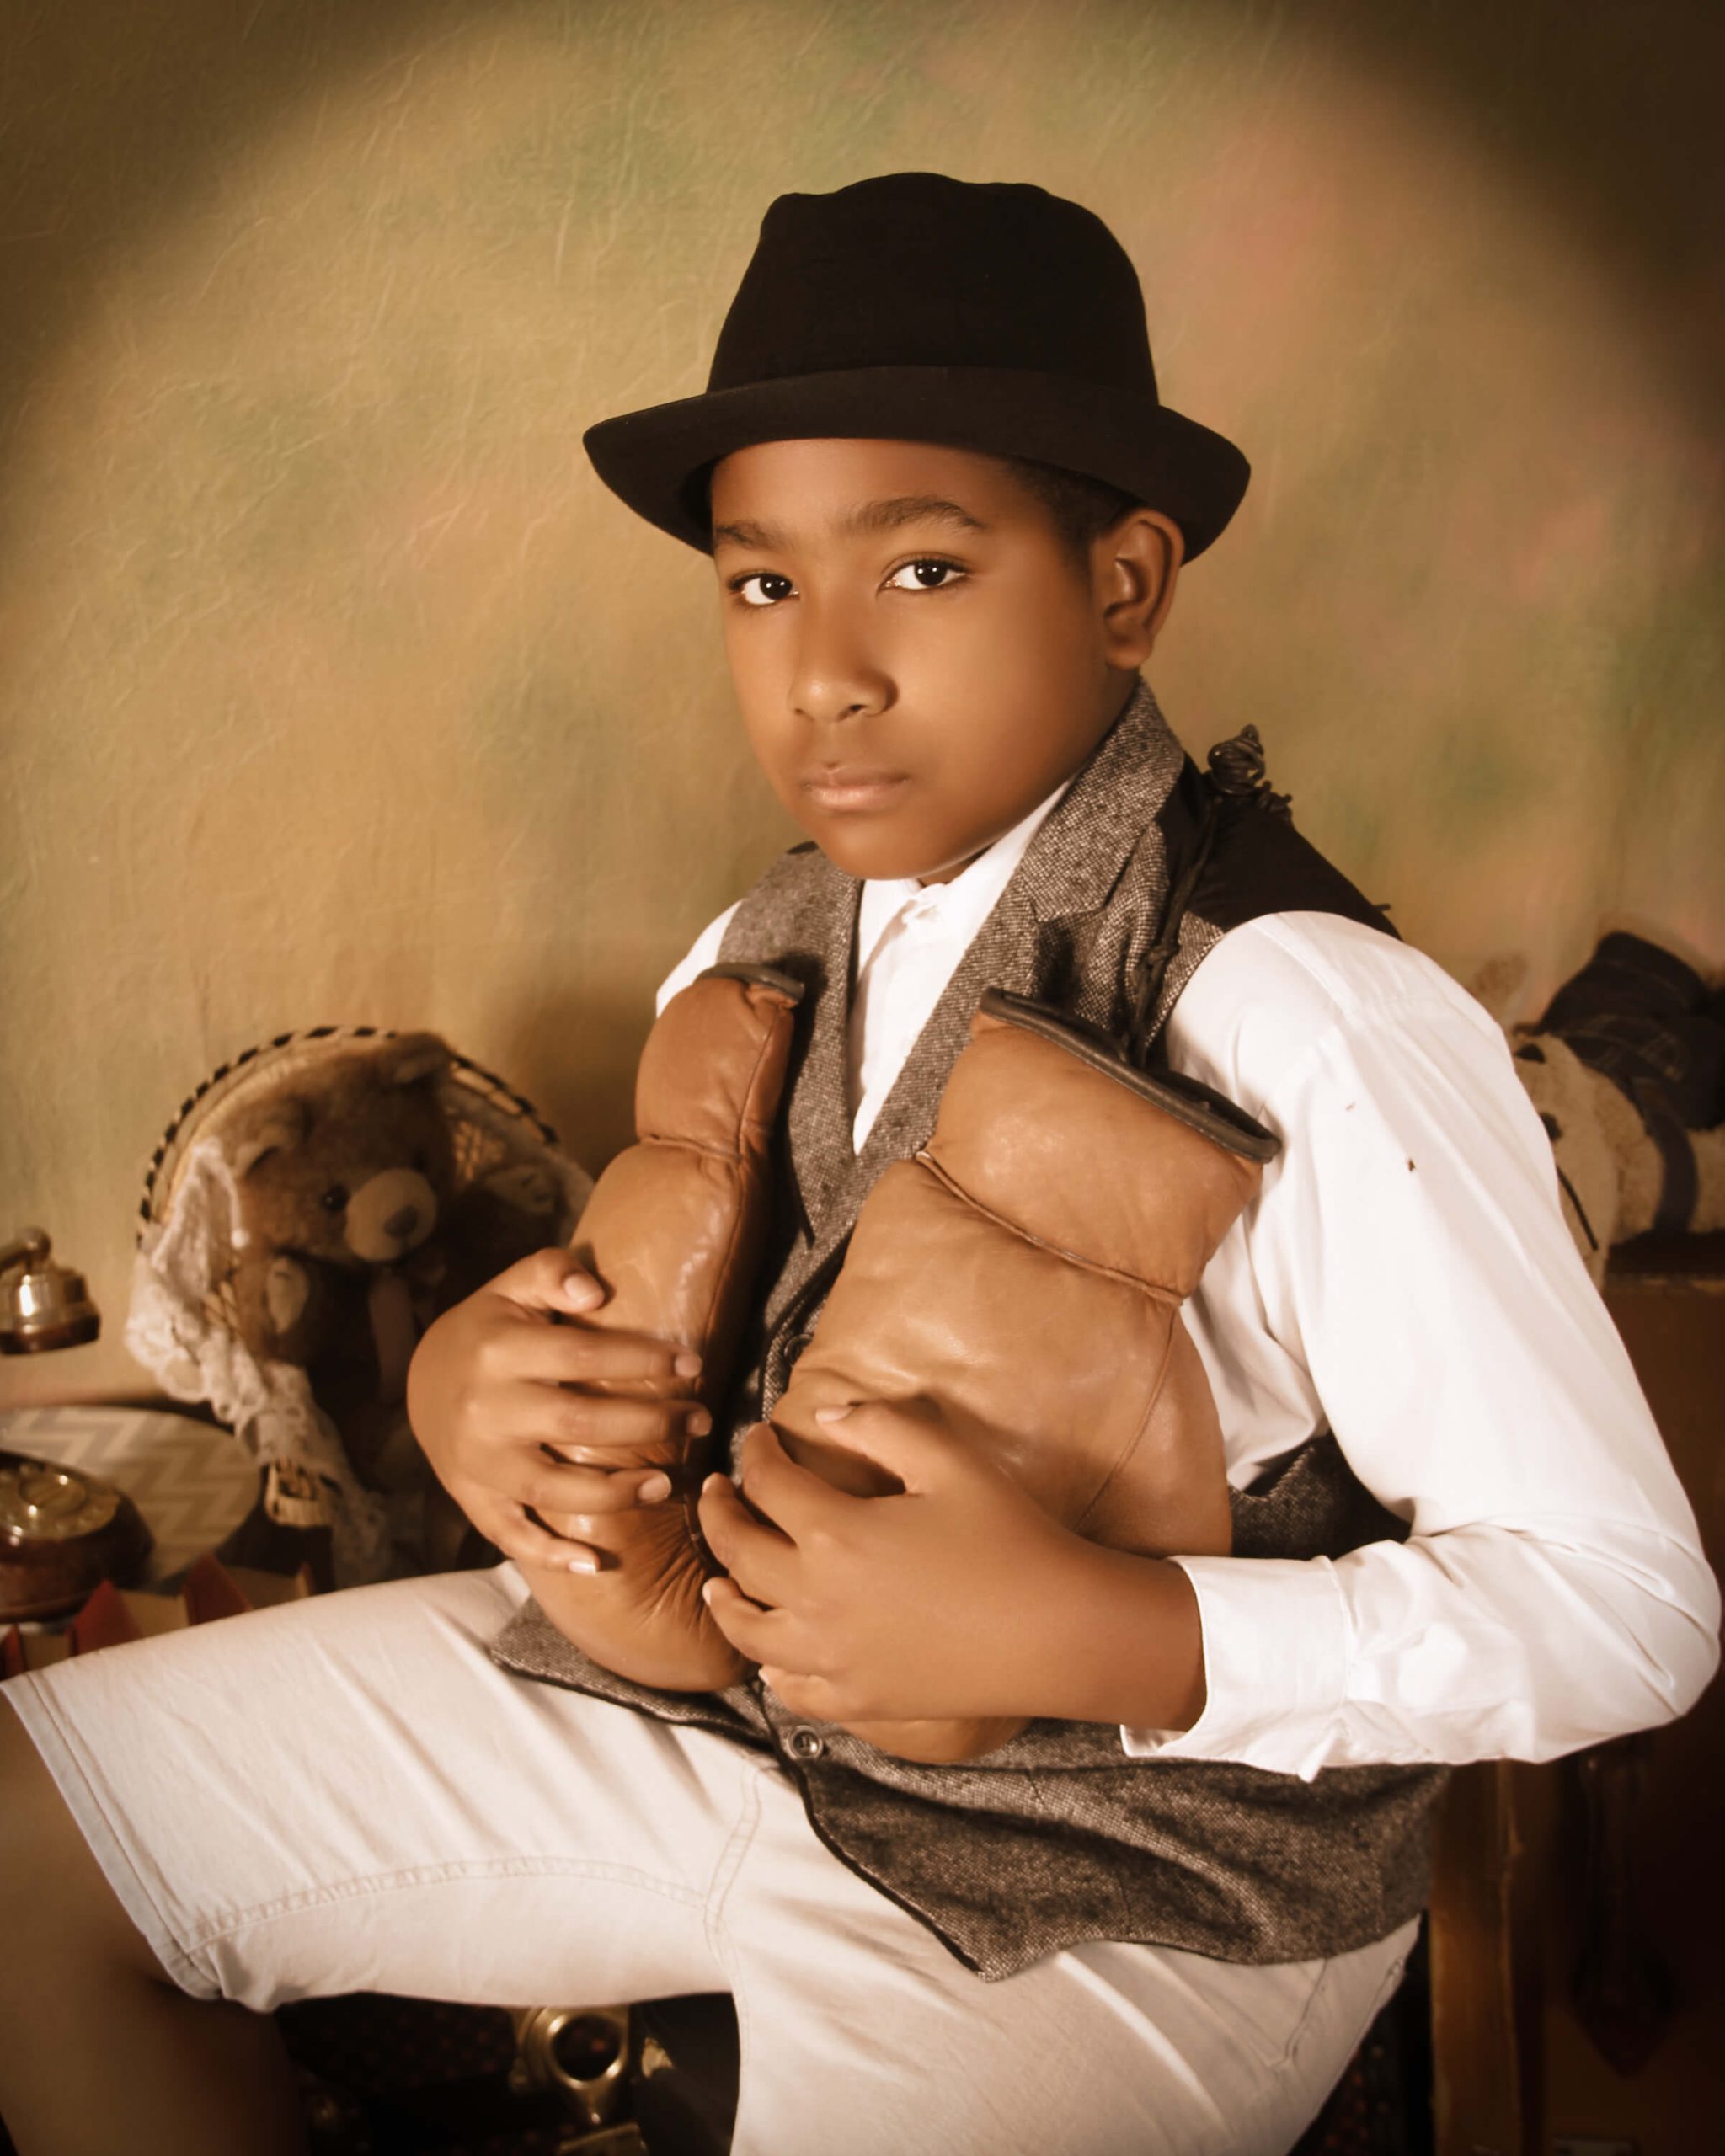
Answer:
[{"left": 1096, "top": 509, "right": 1183, "bottom": 670}]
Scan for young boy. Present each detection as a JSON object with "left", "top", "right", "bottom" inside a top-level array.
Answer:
[{"left": 1, "top": 173, "right": 1717, "bottom": 2156}]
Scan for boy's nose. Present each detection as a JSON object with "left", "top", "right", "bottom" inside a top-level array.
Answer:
[
  {"left": 790, "top": 613, "right": 890, "bottom": 725},
  {"left": 798, "top": 688, "right": 878, "bottom": 725}
]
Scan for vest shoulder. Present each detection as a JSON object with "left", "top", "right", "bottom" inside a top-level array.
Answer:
[
  {"left": 1195, "top": 798, "right": 1393, "bottom": 943},
  {"left": 1156, "top": 755, "right": 1388, "bottom": 940},
  {"left": 718, "top": 838, "right": 850, "bottom": 968}
]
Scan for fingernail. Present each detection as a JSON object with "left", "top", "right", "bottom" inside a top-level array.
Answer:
[
  {"left": 700, "top": 1577, "right": 718, "bottom": 1604},
  {"left": 702, "top": 1472, "right": 728, "bottom": 1494},
  {"left": 564, "top": 1276, "right": 602, "bottom": 1310},
  {"left": 686, "top": 1406, "right": 713, "bottom": 1437},
  {"left": 563, "top": 1551, "right": 597, "bottom": 1574},
  {"left": 638, "top": 1473, "right": 673, "bottom": 1503},
  {"left": 814, "top": 1403, "right": 853, "bottom": 1423},
  {"left": 674, "top": 1351, "right": 703, "bottom": 1379}
]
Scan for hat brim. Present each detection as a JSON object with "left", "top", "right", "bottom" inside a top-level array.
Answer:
[{"left": 582, "top": 366, "right": 1249, "bottom": 562}]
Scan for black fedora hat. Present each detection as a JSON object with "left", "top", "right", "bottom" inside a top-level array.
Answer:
[{"left": 582, "top": 173, "right": 1250, "bottom": 561}]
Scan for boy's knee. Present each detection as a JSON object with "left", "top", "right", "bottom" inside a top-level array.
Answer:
[{"left": 0, "top": 1696, "right": 164, "bottom": 1987}]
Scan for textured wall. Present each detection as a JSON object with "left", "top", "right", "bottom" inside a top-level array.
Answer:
[{"left": 3, "top": 0, "right": 1721, "bottom": 1403}]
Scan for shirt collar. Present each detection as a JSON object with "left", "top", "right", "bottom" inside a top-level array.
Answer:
[{"left": 853, "top": 772, "right": 1076, "bottom": 978}]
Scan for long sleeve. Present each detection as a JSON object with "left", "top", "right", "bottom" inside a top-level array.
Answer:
[
  {"left": 653, "top": 902, "right": 741, "bottom": 1013},
  {"left": 1122, "top": 912, "right": 1721, "bottom": 1780}
]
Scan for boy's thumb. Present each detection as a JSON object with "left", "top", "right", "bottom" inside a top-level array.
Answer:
[{"left": 809, "top": 1397, "right": 943, "bottom": 1486}]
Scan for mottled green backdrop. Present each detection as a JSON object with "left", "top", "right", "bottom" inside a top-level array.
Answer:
[{"left": 3, "top": 0, "right": 1721, "bottom": 1402}]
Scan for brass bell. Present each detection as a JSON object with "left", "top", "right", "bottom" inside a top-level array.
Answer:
[{"left": 0, "top": 1230, "right": 101, "bottom": 1355}]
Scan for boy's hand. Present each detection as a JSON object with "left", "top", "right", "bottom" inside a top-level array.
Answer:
[
  {"left": 696, "top": 1401, "right": 1090, "bottom": 1726},
  {"left": 404, "top": 1248, "right": 705, "bottom": 1572},
  {"left": 697, "top": 1400, "right": 1207, "bottom": 1733}
]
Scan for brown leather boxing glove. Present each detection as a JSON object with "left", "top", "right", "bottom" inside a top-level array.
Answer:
[
  {"left": 527, "top": 963, "right": 802, "bottom": 1691},
  {"left": 769, "top": 987, "right": 1277, "bottom": 1764}
]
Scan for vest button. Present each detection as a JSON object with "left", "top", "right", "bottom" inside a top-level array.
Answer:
[{"left": 786, "top": 1726, "right": 825, "bottom": 1762}]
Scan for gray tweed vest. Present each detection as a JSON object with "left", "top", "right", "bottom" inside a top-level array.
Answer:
[{"left": 493, "top": 677, "right": 1448, "bottom": 1979}]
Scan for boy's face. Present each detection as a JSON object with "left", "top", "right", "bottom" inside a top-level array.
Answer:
[{"left": 708, "top": 438, "right": 1179, "bottom": 883}]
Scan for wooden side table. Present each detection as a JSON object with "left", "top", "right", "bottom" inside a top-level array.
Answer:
[{"left": 1429, "top": 1233, "right": 1725, "bottom": 2156}]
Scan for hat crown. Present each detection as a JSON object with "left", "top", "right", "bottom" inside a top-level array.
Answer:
[
  {"left": 708, "top": 173, "right": 1160, "bottom": 402},
  {"left": 582, "top": 170, "right": 1248, "bottom": 560}
]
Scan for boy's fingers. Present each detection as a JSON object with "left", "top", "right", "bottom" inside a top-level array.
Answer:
[
  {"left": 734, "top": 1420, "right": 871, "bottom": 1536},
  {"left": 537, "top": 1392, "right": 713, "bottom": 1457},
  {"left": 507, "top": 1325, "right": 702, "bottom": 1391},
  {"left": 805, "top": 1397, "right": 948, "bottom": 1490},
  {"left": 756, "top": 1668, "right": 838, "bottom": 1718},
  {"left": 434, "top": 1402, "right": 702, "bottom": 1503},
  {"left": 697, "top": 1470, "right": 799, "bottom": 1605},
  {"left": 521, "top": 1463, "right": 675, "bottom": 1515},
  {"left": 700, "top": 1573, "right": 781, "bottom": 1662},
  {"left": 446, "top": 1433, "right": 676, "bottom": 1513},
  {"left": 489, "top": 1247, "right": 610, "bottom": 1318},
  {"left": 470, "top": 1497, "right": 601, "bottom": 1574}
]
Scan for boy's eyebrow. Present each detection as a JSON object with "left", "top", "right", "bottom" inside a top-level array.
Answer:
[{"left": 711, "top": 495, "right": 991, "bottom": 552}]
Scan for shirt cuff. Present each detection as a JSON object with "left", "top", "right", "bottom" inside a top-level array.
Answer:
[{"left": 1119, "top": 1554, "right": 1352, "bottom": 1781}]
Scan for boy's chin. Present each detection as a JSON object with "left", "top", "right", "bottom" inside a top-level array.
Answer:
[
  {"left": 810, "top": 828, "right": 979, "bottom": 884},
  {"left": 795, "top": 807, "right": 1005, "bottom": 886}
]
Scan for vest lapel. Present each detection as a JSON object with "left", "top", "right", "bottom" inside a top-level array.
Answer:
[{"left": 777, "top": 864, "right": 862, "bottom": 1260}]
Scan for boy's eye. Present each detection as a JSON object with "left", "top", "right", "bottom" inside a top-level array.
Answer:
[
  {"left": 886, "top": 558, "right": 966, "bottom": 592},
  {"left": 734, "top": 572, "right": 796, "bottom": 607},
  {"left": 729, "top": 558, "right": 968, "bottom": 606}
]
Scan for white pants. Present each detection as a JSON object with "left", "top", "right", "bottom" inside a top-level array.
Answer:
[{"left": 3, "top": 1564, "right": 1418, "bottom": 2156}]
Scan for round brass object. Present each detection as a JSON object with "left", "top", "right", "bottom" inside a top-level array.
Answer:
[
  {"left": 510, "top": 2004, "right": 630, "bottom": 2128},
  {"left": 0, "top": 1449, "right": 152, "bottom": 1623},
  {"left": 0, "top": 1461, "right": 121, "bottom": 1541}
]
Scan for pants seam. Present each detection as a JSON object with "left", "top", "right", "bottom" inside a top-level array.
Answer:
[
  {"left": 4, "top": 1678, "right": 205, "bottom": 1992},
  {"left": 1272, "top": 1956, "right": 1333, "bottom": 2068},
  {"left": 1280, "top": 1915, "right": 1419, "bottom": 2074},
  {"left": 184, "top": 1856, "right": 706, "bottom": 1957},
  {"left": 701, "top": 1758, "right": 766, "bottom": 2089}
]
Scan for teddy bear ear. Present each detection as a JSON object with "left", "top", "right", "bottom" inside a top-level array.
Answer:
[
  {"left": 232, "top": 1102, "right": 313, "bottom": 1177},
  {"left": 382, "top": 1034, "right": 453, "bottom": 1089}
]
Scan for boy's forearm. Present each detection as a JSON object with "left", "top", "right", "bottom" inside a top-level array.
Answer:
[{"left": 1021, "top": 1537, "right": 1208, "bottom": 1733}]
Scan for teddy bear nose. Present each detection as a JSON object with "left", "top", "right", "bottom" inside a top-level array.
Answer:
[{"left": 384, "top": 1204, "right": 419, "bottom": 1241}]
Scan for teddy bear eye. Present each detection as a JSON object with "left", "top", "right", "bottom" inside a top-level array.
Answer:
[{"left": 321, "top": 1184, "right": 350, "bottom": 1214}]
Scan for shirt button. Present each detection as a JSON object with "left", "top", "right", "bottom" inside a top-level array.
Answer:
[{"left": 786, "top": 1726, "right": 825, "bottom": 1762}]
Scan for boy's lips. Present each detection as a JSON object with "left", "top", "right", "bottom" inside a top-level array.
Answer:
[{"left": 799, "top": 764, "right": 911, "bottom": 811}]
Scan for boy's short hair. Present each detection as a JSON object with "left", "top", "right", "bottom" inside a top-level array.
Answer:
[
  {"left": 697, "top": 450, "right": 1145, "bottom": 571},
  {"left": 996, "top": 455, "right": 1146, "bottom": 568}
]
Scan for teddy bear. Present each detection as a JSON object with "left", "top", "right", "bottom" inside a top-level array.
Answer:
[
  {"left": 1480, "top": 935, "right": 1725, "bottom": 1284},
  {"left": 219, "top": 1031, "right": 575, "bottom": 1559}
]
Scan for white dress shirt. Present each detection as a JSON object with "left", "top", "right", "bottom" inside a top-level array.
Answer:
[
  {"left": 655, "top": 804, "right": 1721, "bottom": 1780},
  {"left": 847, "top": 781, "right": 1073, "bottom": 1147}
]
